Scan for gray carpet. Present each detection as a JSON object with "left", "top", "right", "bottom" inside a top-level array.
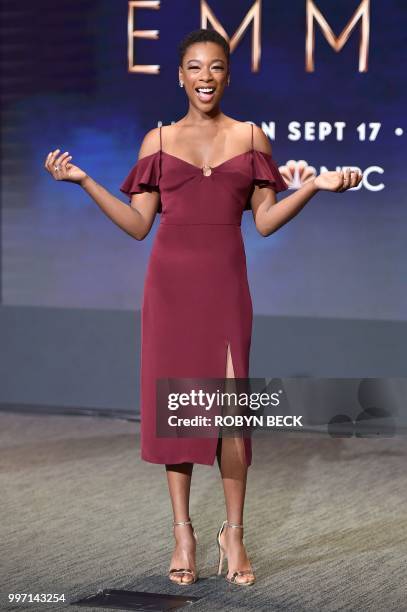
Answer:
[{"left": 1, "top": 411, "right": 406, "bottom": 612}]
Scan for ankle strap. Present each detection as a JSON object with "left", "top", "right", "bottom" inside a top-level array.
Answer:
[
  {"left": 226, "top": 520, "right": 244, "bottom": 529},
  {"left": 173, "top": 519, "right": 192, "bottom": 526}
]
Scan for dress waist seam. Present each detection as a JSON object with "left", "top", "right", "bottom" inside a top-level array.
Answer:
[{"left": 160, "top": 222, "right": 241, "bottom": 227}]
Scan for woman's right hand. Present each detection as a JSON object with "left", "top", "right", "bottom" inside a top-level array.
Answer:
[{"left": 44, "top": 149, "right": 88, "bottom": 185}]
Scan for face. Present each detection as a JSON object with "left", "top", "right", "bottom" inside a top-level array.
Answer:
[{"left": 179, "top": 41, "right": 229, "bottom": 108}]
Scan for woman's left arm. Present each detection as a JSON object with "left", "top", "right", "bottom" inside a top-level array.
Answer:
[
  {"left": 252, "top": 169, "right": 363, "bottom": 237},
  {"left": 250, "top": 125, "right": 362, "bottom": 236}
]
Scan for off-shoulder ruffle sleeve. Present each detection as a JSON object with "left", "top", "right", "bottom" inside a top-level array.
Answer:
[
  {"left": 252, "top": 150, "right": 288, "bottom": 192},
  {"left": 120, "top": 152, "right": 162, "bottom": 212},
  {"left": 244, "top": 150, "right": 288, "bottom": 210}
]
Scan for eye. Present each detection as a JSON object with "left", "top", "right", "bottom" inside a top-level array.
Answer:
[{"left": 212, "top": 65, "right": 224, "bottom": 70}]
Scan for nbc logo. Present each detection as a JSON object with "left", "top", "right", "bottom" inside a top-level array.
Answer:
[{"left": 278, "top": 161, "right": 384, "bottom": 191}]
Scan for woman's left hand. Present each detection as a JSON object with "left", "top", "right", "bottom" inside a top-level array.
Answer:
[{"left": 314, "top": 168, "right": 363, "bottom": 192}]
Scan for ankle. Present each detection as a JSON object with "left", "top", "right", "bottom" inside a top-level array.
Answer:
[
  {"left": 225, "top": 529, "right": 244, "bottom": 544},
  {"left": 173, "top": 520, "right": 196, "bottom": 545},
  {"left": 173, "top": 517, "right": 191, "bottom": 526},
  {"left": 225, "top": 521, "right": 244, "bottom": 535},
  {"left": 174, "top": 530, "right": 195, "bottom": 543}
]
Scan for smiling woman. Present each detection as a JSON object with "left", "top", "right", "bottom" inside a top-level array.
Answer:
[
  {"left": 119, "top": 26, "right": 360, "bottom": 589},
  {"left": 180, "top": 28, "right": 230, "bottom": 107},
  {"left": 117, "top": 27, "right": 293, "bottom": 588},
  {"left": 44, "top": 25, "right": 362, "bottom": 593}
]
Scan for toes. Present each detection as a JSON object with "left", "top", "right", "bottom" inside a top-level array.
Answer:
[
  {"left": 236, "top": 575, "right": 254, "bottom": 584},
  {"left": 182, "top": 576, "right": 193, "bottom": 584},
  {"left": 170, "top": 572, "right": 194, "bottom": 584}
]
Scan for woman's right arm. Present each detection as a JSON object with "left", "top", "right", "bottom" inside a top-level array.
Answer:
[
  {"left": 44, "top": 128, "right": 161, "bottom": 241},
  {"left": 80, "top": 172, "right": 159, "bottom": 241}
]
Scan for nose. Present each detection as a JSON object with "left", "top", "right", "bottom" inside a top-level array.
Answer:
[
  {"left": 200, "top": 67, "right": 213, "bottom": 79},
  {"left": 199, "top": 74, "right": 214, "bottom": 83}
]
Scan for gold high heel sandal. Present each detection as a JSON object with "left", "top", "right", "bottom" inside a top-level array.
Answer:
[
  {"left": 168, "top": 519, "right": 198, "bottom": 585},
  {"left": 217, "top": 519, "right": 256, "bottom": 586}
]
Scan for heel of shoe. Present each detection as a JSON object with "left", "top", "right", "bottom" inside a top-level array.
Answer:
[
  {"left": 217, "top": 545, "right": 225, "bottom": 575},
  {"left": 216, "top": 519, "right": 228, "bottom": 576}
]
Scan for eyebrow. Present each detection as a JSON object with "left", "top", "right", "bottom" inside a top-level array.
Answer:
[{"left": 186, "top": 58, "right": 226, "bottom": 64}]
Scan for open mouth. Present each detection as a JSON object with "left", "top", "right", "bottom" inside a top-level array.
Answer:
[{"left": 195, "top": 87, "right": 216, "bottom": 103}]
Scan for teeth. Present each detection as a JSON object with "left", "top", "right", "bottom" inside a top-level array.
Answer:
[{"left": 197, "top": 88, "right": 215, "bottom": 93}]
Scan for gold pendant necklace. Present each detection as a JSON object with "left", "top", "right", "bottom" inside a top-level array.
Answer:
[{"left": 202, "top": 164, "right": 212, "bottom": 177}]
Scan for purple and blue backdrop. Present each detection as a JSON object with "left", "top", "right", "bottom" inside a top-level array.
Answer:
[{"left": 1, "top": 2, "right": 405, "bottom": 323}]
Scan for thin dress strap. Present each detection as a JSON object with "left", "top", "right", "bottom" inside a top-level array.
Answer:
[
  {"left": 159, "top": 124, "right": 162, "bottom": 181},
  {"left": 251, "top": 123, "right": 254, "bottom": 180}
]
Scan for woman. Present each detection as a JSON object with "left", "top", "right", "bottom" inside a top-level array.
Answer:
[{"left": 44, "top": 29, "right": 362, "bottom": 587}]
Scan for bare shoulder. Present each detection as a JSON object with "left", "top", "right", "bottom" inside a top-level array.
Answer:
[
  {"left": 138, "top": 127, "right": 161, "bottom": 160},
  {"left": 227, "top": 119, "right": 272, "bottom": 154},
  {"left": 251, "top": 123, "right": 272, "bottom": 155},
  {"left": 227, "top": 118, "right": 249, "bottom": 138}
]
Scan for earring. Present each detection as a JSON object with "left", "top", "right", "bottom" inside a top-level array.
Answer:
[{"left": 179, "top": 81, "right": 184, "bottom": 88}]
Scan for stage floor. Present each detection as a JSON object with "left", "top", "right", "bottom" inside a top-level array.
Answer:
[{"left": 1, "top": 411, "right": 406, "bottom": 611}]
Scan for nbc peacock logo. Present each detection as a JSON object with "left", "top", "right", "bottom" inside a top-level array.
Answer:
[{"left": 278, "top": 160, "right": 317, "bottom": 189}]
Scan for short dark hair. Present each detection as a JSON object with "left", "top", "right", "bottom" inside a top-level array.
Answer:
[{"left": 178, "top": 28, "right": 230, "bottom": 69}]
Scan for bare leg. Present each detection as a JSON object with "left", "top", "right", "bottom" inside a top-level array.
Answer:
[
  {"left": 215, "top": 343, "right": 255, "bottom": 584},
  {"left": 165, "top": 462, "right": 197, "bottom": 584}
]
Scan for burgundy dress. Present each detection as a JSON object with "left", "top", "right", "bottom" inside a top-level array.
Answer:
[{"left": 120, "top": 123, "right": 288, "bottom": 466}]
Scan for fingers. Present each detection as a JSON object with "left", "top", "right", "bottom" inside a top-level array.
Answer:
[
  {"left": 335, "top": 170, "right": 345, "bottom": 192},
  {"left": 339, "top": 168, "right": 351, "bottom": 192},
  {"left": 55, "top": 151, "right": 70, "bottom": 169},
  {"left": 44, "top": 149, "right": 58, "bottom": 172},
  {"left": 47, "top": 149, "right": 61, "bottom": 169},
  {"left": 356, "top": 170, "right": 363, "bottom": 186},
  {"left": 339, "top": 168, "right": 363, "bottom": 191},
  {"left": 44, "top": 149, "right": 72, "bottom": 179},
  {"left": 60, "top": 153, "right": 72, "bottom": 171}
]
